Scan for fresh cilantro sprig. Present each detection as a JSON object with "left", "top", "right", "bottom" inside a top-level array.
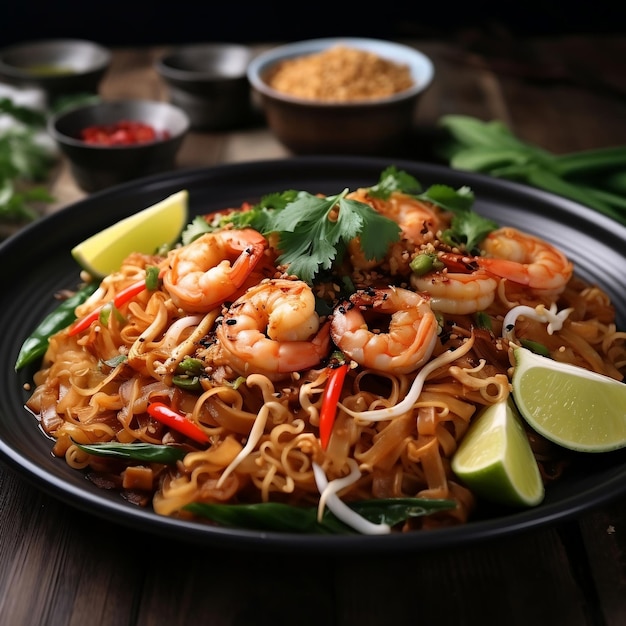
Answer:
[
  {"left": 368, "top": 165, "right": 498, "bottom": 252},
  {"left": 368, "top": 165, "right": 423, "bottom": 198},
  {"left": 267, "top": 189, "right": 401, "bottom": 284},
  {"left": 419, "top": 184, "right": 498, "bottom": 253}
]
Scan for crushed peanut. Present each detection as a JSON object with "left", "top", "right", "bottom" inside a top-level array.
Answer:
[{"left": 266, "top": 45, "right": 414, "bottom": 102}]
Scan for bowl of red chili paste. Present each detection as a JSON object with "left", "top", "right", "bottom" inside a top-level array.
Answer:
[{"left": 48, "top": 99, "right": 190, "bottom": 192}]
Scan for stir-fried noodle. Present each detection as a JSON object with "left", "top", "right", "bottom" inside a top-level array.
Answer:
[{"left": 25, "top": 178, "right": 626, "bottom": 534}]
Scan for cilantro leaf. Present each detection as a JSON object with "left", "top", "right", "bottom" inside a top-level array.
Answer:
[
  {"left": 181, "top": 215, "right": 212, "bottom": 245},
  {"left": 442, "top": 211, "right": 499, "bottom": 253},
  {"left": 414, "top": 183, "right": 497, "bottom": 252},
  {"left": 368, "top": 165, "right": 422, "bottom": 199},
  {"left": 356, "top": 200, "right": 404, "bottom": 261},
  {"left": 266, "top": 190, "right": 401, "bottom": 283},
  {"left": 417, "top": 184, "right": 475, "bottom": 213},
  {"left": 222, "top": 190, "right": 301, "bottom": 233}
]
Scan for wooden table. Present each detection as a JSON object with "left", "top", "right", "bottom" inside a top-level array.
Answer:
[{"left": 2, "top": 34, "right": 626, "bottom": 625}]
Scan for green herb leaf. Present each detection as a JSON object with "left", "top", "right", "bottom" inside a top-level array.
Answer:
[
  {"left": 368, "top": 165, "right": 422, "bottom": 198},
  {"left": 443, "top": 211, "right": 499, "bottom": 253},
  {"left": 181, "top": 215, "right": 212, "bottom": 245},
  {"left": 418, "top": 184, "right": 475, "bottom": 213},
  {"left": 185, "top": 497, "right": 456, "bottom": 534},
  {"left": 74, "top": 441, "right": 187, "bottom": 464}
]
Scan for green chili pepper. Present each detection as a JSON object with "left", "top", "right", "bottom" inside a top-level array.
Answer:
[
  {"left": 177, "top": 357, "right": 204, "bottom": 375},
  {"left": 520, "top": 338, "right": 551, "bottom": 357},
  {"left": 172, "top": 375, "right": 202, "bottom": 391},
  {"left": 15, "top": 282, "right": 99, "bottom": 371},
  {"left": 145, "top": 265, "right": 160, "bottom": 291},
  {"left": 173, "top": 357, "right": 205, "bottom": 391},
  {"left": 410, "top": 253, "right": 444, "bottom": 276},
  {"left": 474, "top": 311, "right": 492, "bottom": 331}
]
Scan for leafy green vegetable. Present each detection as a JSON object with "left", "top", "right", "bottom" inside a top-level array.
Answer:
[
  {"left": 0, "top": 98, "right": 47, "bottom": 127},
  {"left": 0, "top": 100, "right": 56, "bottom": 224},
  {"left": 181, "top": 215, "right": 212, "bottom": 245},
  {"left": 368, "top": 165, "right": 423, "bottom": 198},
  {"left": 437, "top": 114, "right": 626, "bottom": 225},
  {"left": 185, "top": 497, "right": 456, "bottom": 534},
  {"left": 441, "top": 210, "right": 499, "bottom": 254}
]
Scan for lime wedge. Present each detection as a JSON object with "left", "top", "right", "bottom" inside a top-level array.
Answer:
[
  {"left": 451, "top": 397, "right": 545, "bottom": 507},
  {"left": 71, "top": 190, "right": 189, "bottom": 278},
  {"left": 512, "top": 347, "right": 626, "bottom": 453}
]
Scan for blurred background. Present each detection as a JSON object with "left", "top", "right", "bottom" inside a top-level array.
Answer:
[{"left": 2, "top": 1, "right": 625, "bottom": 46}]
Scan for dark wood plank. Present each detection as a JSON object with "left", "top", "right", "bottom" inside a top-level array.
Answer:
[
  {"left": 331, "top": 527, "right": 590, "bottom": 626},
  {"left": 0, "top": 468, "right": 143, "bottom": 625},
  {"left": 579, "top": 499, "right": 626, "bottom": 626},
  {"left": 3, "top": 35, "right": 626, "bottom": 626}
]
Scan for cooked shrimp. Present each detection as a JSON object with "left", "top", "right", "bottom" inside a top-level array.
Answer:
[
  {"left": 347, "top": 189, "right": 444, "bottom": 244},
  {"left": 330, "top": 287, "right": 438, "bottom": 374},
  {"left": 216, "top": 279, "right": 331, "bottom": 381},
  {"left": 477, "top": 227, "right": 573, "bottom": 292},
  {"left": 411, "top": 270, "right": 498, "bottom": 315},
  {"left": 163, "top": 229, "right": 268, "bottom": 313},
  {"left": 413, "top": 227, "right": 574, "bottom": 312},
  {"left": 345, "top": 189, "right": 447, "bottom": 273}
]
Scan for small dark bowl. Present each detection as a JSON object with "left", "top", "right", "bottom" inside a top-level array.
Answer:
[
  {"left": 0, "top": 39, "right": 111, "bottom": 104},
  {"left": 48, "top": 99, "right": 190, "bottom": 192},
  {"left": 155, "top": 43, "right": 255, "bottom": 130},
  {"left": 247, "top": 38, "right": 434, "bottom": 155}
]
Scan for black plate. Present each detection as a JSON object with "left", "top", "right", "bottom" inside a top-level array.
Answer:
[{"left": 1, "top": 156, "right": 625, "bottom": 554}]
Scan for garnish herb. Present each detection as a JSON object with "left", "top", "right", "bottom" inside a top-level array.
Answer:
[
  {"left": 184, "top": 497, "right": 456, "bottom": 534},
  {"left": 368, "top": 165, "right": 423, "bottom": 198},
  {"left": 437, "top": 114, "right": 626, "bottom": 225},
  {"left": 183, "top": 167, "right": 495, "bottom": 281},
  {"left": 14, "top": 282, "right": 98, "bottom": 371},
  {"left": 266, "top": 189, "right": 401, "bottom": 284},
  {"left": 74, "top": 441, "right": 187, "bottom": 464}
]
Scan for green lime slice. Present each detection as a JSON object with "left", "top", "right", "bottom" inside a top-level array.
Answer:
[
  {"left": 452, "top": 397, "right": 545, "bottom": 507},
  {"left": 512, "top": 347, "right": 626, "bottom": 453},
  {"left": 71, "top": 190, "right": 189, "bottom": 279}
]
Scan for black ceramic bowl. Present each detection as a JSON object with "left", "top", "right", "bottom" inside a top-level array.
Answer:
[
  {"left": 247, "top": 38, "right": 434, "bottom": 156},
  {"left": 155, "top": 43, "right": 255, "bottom": 130},
  {"left": 48, "top": 99, "right": 190, "bottom": 192},
  {"left": 0, "top": 39, "right": 111, "bottom": 104}
]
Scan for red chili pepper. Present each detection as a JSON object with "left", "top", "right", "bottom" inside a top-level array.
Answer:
[
  {"left": 147, "top": 401, "right": 210, "bottom": 445},
  {"left": 319, "top": 363, "right": 350, "bottom": 450},
  {"left": 68, "top": 278, "right": 147, "bottom": 336},
  {"left": 80, "top": 120, "right": 168, "bottom": 146}
]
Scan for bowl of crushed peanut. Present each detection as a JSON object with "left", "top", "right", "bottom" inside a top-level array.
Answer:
[{"left": 247, "top": 38, "right": 434, "bottom": 155}]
